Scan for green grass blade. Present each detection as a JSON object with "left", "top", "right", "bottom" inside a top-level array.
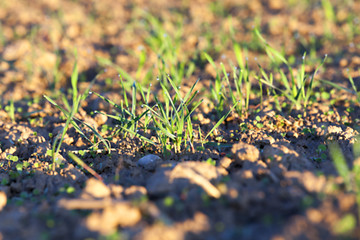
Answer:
[
  {"left": 152, "top": 118, "right": 176, "bottom": 140},
  {"left": 44, "top": 95, "right": 71, "bottom": 117},
  {"left": 71, "top": 58, "right": 78, "bottom": 103},
  {"left": 81, "top": 121, "right": 111, "bottom": 153},
  {"left": 91, "top": 92, "right": 124, "bottom": 112},
  {"left": 183, "top": 78, "right": 200, "bottom": 104},
  {"left": 203, "top": 52, "right": 217, "bottom": 70},
  {"left": 184, "top": 99, "right": 203, "bottom": 121},
  {"left": 320, "top": 79, "right": 355, "bottom": 94},
  {"left": 132, "top": 82, "right": 137, "bottom": 117},
  {"left": 234, "top": 43, "right": 244, "bottom": 70},
  {"left": 321, "top": 0, "right": 336, "bottom": 23},
  {"left": 329, "top": 141, "right": 352, "bottom": 191},
  {"left": 68, "top": 152, "right": 103, "bottom": 182},
  {"left": 205, "top": 101, "right": 239, "bottom": 140}
]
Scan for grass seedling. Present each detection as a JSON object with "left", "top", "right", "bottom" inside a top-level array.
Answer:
[
  {"left": 44, "top": 55, "right": 111, "bottom": 171},
  {"left": 204, "top": 38, "right": 251, "bottom": 117},
  {"left": 138, "top": 82, "right": 153, "bottom": 132},
  {"left": 144, "top": 76, "right": 203, "bottom": 154},
  {"left": 203, "top": 52, "right": 226, "bottom": 115},
  {"left": 233, "top": 43, "right": 251, "bottom": 115},
  {"left": 221, "top": 59, "right": 251, "bottom": 116},
  {"left": 91, "top": 79, "right": 155, "bottom": 146},
  {"left": 254, "top": 28, "right": 327, "bottom": 111},
  {"left": 204, "top": 101, "right": 239, "bottom": 141}
]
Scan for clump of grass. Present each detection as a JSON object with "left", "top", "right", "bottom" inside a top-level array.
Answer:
[
  {"left": 203, "top": 52, "right": 226, "bottom": 115},
  {"left": 254, "top": 28, "right": 327, "bottom": 111},
  {"left": 91, "top": 68, "right": 238, "bottom": 155},
  {"left": 90, "top": 78, "right": 155, "bottom": 146},
  {"left": 144, "top": 76, "right": 202, "bottom": 154},
  {"left": 44, "top": 53, "right": 110, "bottom": 171},
  {"left": 203, "top": 46, "right": 251, "bottom": 117},
  {"left": 328, "top": 136, "right": 360, "bottom": 228}
]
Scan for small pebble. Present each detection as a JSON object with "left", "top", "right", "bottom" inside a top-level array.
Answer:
[{"left": 137, "top": 154, "right": 162, "bottom": 171}]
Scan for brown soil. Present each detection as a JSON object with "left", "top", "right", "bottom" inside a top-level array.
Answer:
[{"left": 1, "top": 0, "right": 360, "bottom": 239}]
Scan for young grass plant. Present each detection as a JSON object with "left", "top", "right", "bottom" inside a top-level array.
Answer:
[
  {"left": 44, "top": 57, "right": 110, "bottom": 171},
  {"left": 232, "top": 43, "right": 252, "bottom": 116},
  {"left": 203, "top": 52, "right": 226, "bottom": 115},
  {"left": 144, "top": 76, "right": 203, "bottom": 154},
  {"left": 221, "top": 60, "right": 251, "bottom": 116},
  {"left": 254, "top": 28, "right": 327, "bottom": 111},
  {"left": 204, "top": 46, "right": 250, "bottom": 117},
  {"left": 90, "top": 79, "right": 155, "bottom": 146}
]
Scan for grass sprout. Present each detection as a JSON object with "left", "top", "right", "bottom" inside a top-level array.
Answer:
[
  {"left": 91, "top": 81, "right": 155, "bottom": 146},
  {"left": 144, "top": 76, "right": 202, "bottom": 154},
  {"left": 204, "top": 45, "right": 251, "bottom": 117},
  {"left": 254, "top": 28, "right": 327, "bottom": 110},
  {"left": 44, "top": 55, "right": 110, "bottom": 170},
  {"left": 203, "top": 52, "right": 226, "bottom": 114}
]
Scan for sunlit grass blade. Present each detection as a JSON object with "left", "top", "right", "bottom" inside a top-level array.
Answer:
[
  {"left": 183, "top": 78, "right": 200, "bottom": 104},
  {"left": 80, "top": 121, "right": 111, "bottom": 153},
  {"left": 184, "top": 99, "right": 203, "bottom": 121},
  {"left": 91, "top": 92, "right": 123, "bottom": 112},
  {"left": 166, "top": 75, "right": 182, "bottom": 100},
  {"left": 348, "top": 72, "right": 360, "bottom": 102},
  {"left": 233, "top": 43, "right": 244, "bottom": 70},
  {"left": 143, "top": 104, "right": 168, "bottom": 125},
  {"left": 161, "top": 82, "right": 180, "bottom": 122},
  {"left": 254, "top": 28, "right": 287, "bottom": 65},
  {"left": 203, "top": 52, "right": 217, "bottom": 70},
  {"left": 329, "top": 141, "right": 352, "bottom": 191},
  {"left": 320, "top": 79, "right": 355, "bottom": 93},
  {"left": 205, "top": 101, "right": 239, "bottom": 140},
  {"left": 321, "top": 0, "right": 336, "bottom": 23},
  {"left": 71, "top": 56, "right": 78, "bottom": 104},
  {"left": 152, "top": 118, "right": 176, "bottom": 140},
  {"left": 153, "top": 95, "right": 171, "bottom": 126},
  {"left": 131, "top": 82, "right": 137, "bottom": 117},
  {"left": 68, "top": 152, "right": 103, "bottom": 182}
]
